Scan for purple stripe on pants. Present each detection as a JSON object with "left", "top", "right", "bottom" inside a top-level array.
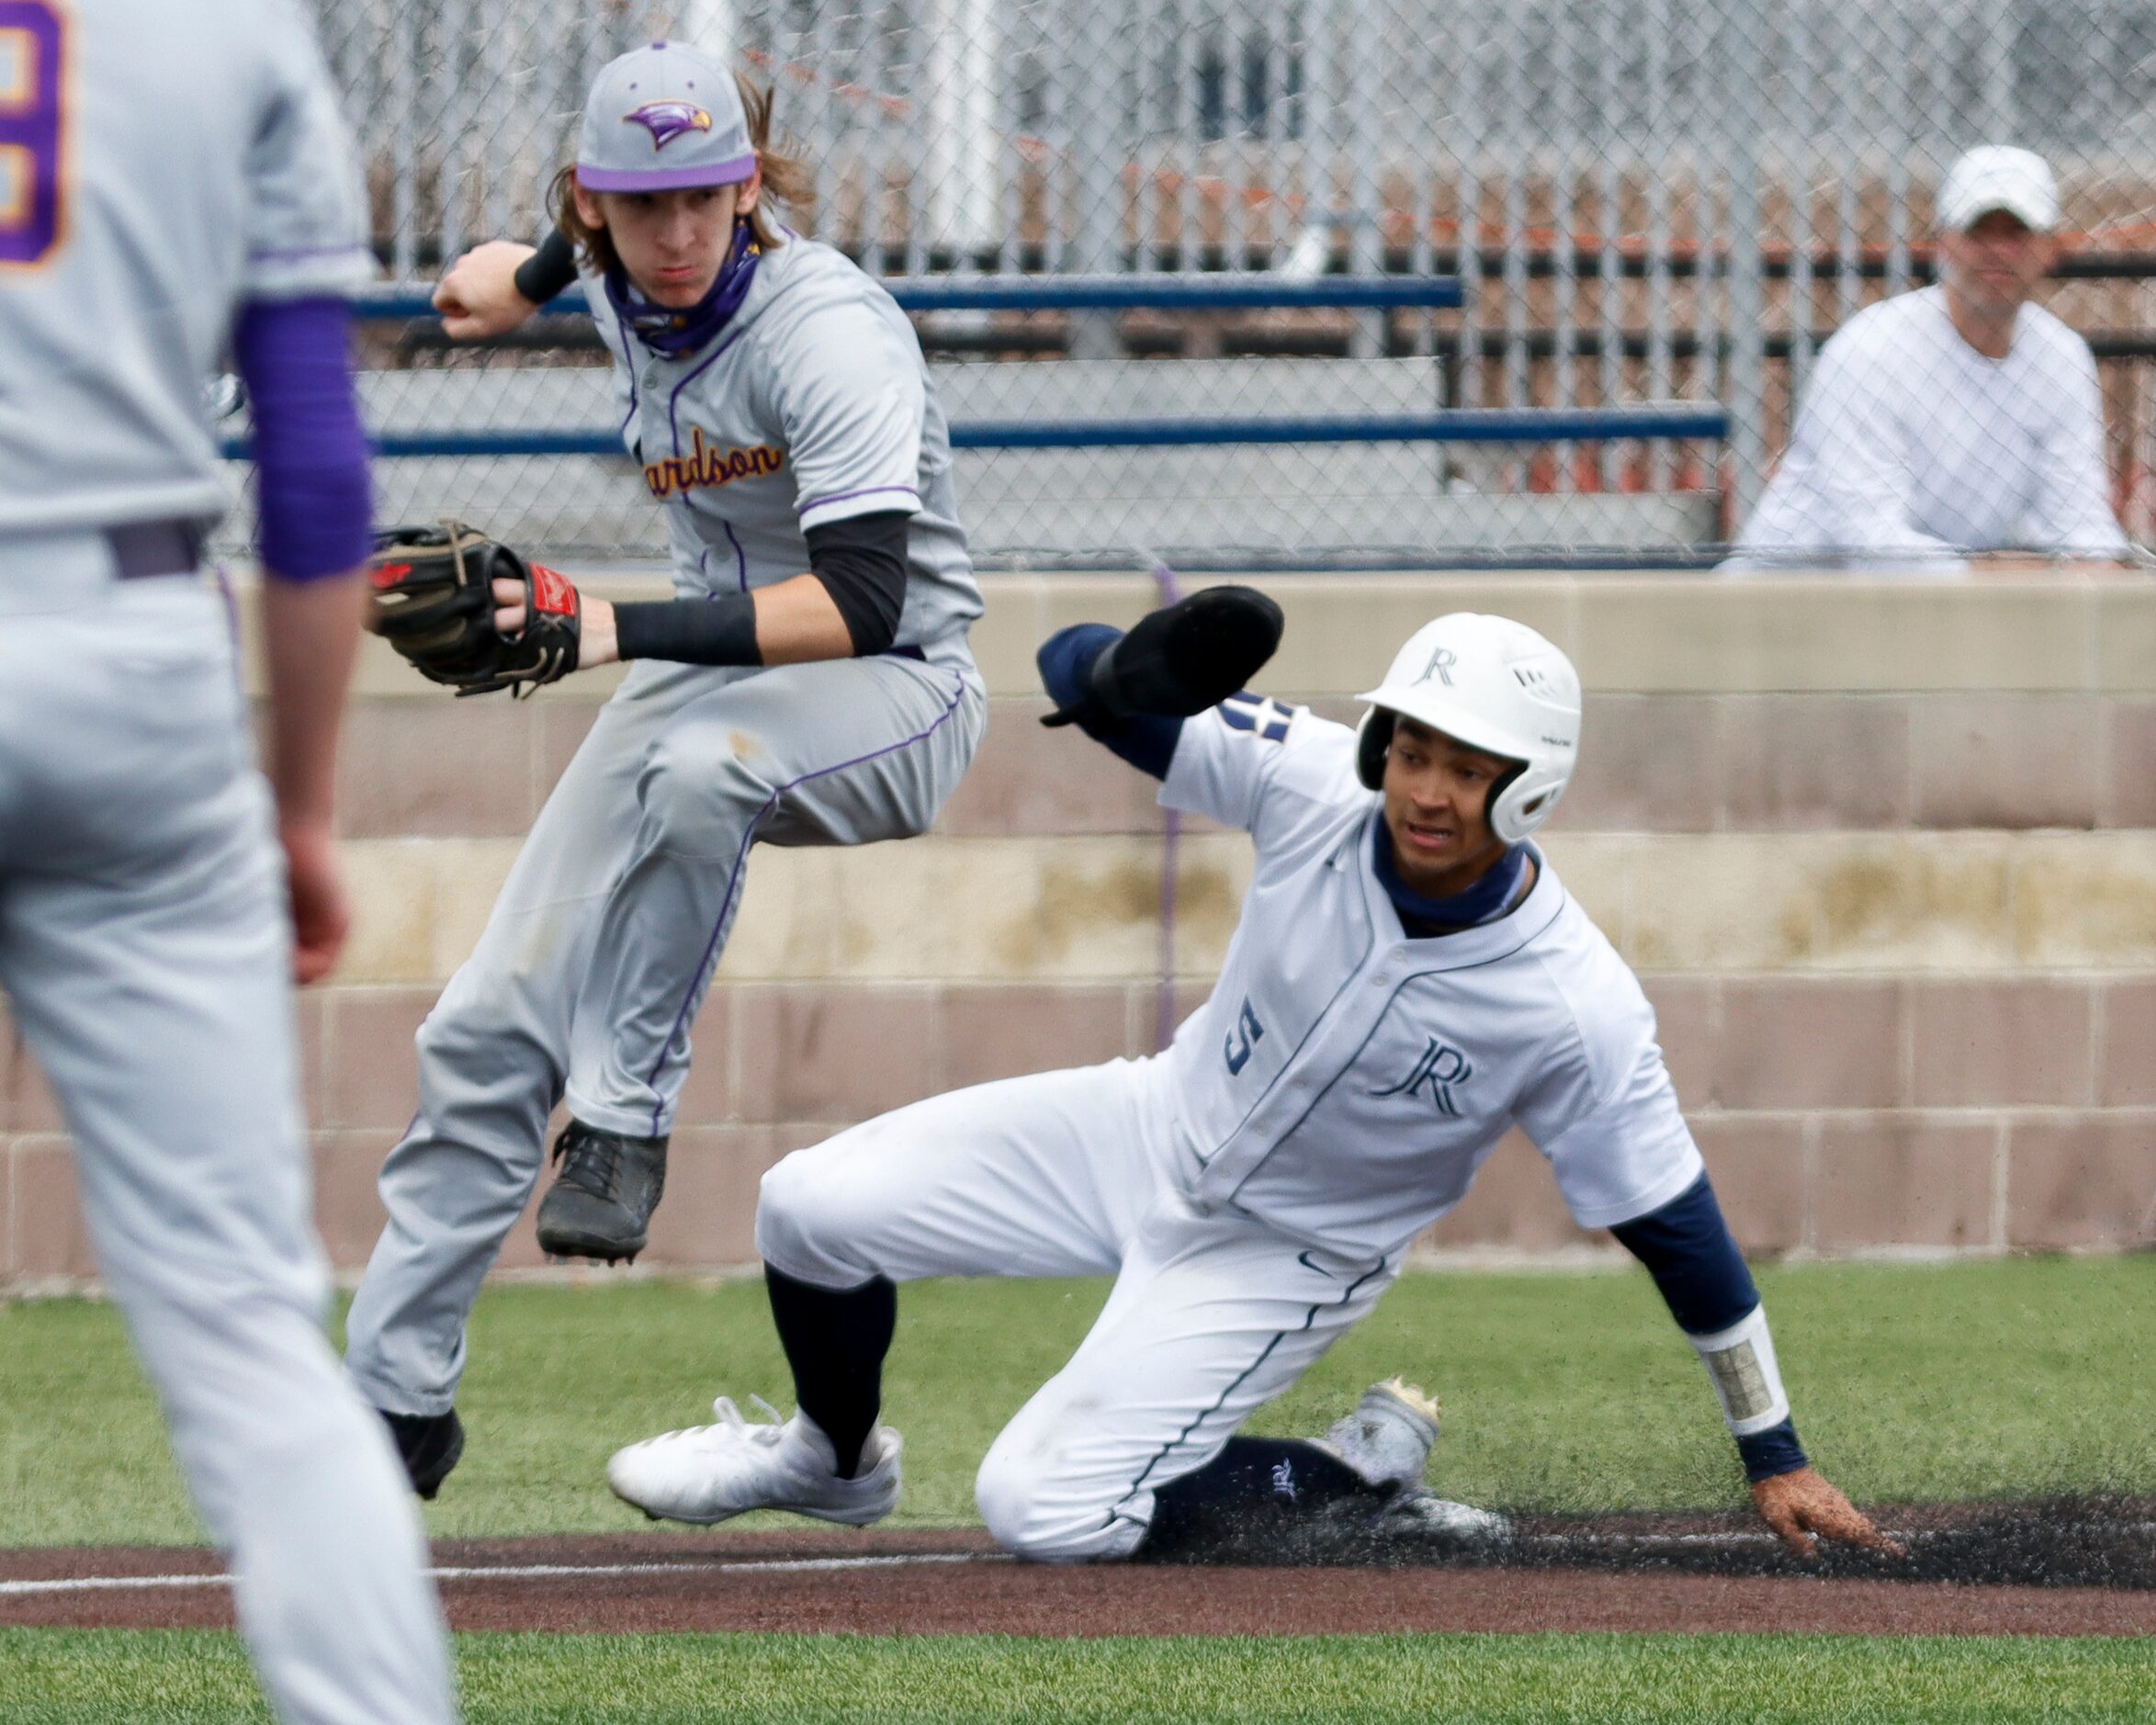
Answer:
[{"left": 640, "top": 665, "right": 970, "bottom": 1133}]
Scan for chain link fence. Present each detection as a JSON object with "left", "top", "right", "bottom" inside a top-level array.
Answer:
[{"left": 247, "top": 0, "right": 2156, "bottom": 569}]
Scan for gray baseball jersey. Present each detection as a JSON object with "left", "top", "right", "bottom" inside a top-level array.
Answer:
[
  {"left": 582, "top": 233, "right": 983, "bottom": 654},
  {"left": 0, "top": 0, "right": 370, "bottom": 546},
  {"left": 0, "top": 5, "right": 452, "bottom": 1719}
]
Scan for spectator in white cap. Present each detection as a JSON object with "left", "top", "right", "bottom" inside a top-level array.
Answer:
[{"left": 1723, "top": 145, "right": 2128, "bottom": 574}]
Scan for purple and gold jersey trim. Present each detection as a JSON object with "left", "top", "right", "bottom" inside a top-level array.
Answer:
[
  {"left": 0, "top": 0, "right": 68, "bottom": 268},
  {"left": 643, "top": 428, "right": 785, "bottom": 501}
]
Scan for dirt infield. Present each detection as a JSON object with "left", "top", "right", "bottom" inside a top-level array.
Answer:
[{"left": 5, "top": 1502, "right": 2153, "bottom": 1639}]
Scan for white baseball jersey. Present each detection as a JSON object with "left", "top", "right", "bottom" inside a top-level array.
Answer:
[
  {"left": 582, "top": 234, "right": 983, "bottom": 655},
  {"left": 1157, "top": 701, "right": 1703, "bottom": 1259},
  {"left": 751, "top": 693, "right": 1706, "bottom": 1562},
  {"left": 1724, "top": 285, "right": 2128, "bottom": 572},
  {"left": 0, "top": 0, "right": 370, "bottom": 549}
]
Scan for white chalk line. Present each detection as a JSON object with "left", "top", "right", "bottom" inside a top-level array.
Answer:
[
  {"left": 1518, "top": 1518, "right": 2156, "bottom": 1551},
  {"left": 8, "top": 1522, "right": 2150, "bottom": 1599},
  {"left": 0, "top": 1550, "right": 989, "bottom": 1599}
]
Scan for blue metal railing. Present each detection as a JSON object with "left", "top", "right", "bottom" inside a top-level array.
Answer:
[
  {"left": 220, "top": 277, "right": 1732, "bottom": 459},
  {"left": 350, "top": 273, "right": 1466, "bottom": 321},
  {"left": 225, "top": 406, "right": 1727, "bottom": 463}
]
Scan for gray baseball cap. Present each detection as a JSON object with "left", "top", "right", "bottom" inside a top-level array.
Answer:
[{"left": 577, "top": 42, "right": 755, "bottom": 193}]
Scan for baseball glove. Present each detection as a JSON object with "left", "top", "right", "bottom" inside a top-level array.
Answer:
[
  {"left": 1042, "top": 584, "right": 1284, "bottom": 727},
  {"left": 368, "top": 521, "right": 581, "bottom": 697}
]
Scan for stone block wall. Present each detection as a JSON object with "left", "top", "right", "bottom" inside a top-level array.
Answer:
[{"left": 3, "top": 572, "right": 2152, "bottom": 1283}]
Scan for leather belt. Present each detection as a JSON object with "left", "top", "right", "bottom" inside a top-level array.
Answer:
[{"left": 106, "top": 520, "right": 204, "bottom": 580}]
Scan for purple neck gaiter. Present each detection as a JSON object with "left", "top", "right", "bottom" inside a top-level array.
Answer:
[{"left": 606, "top": 221, "right": 761, "bottom": 358}]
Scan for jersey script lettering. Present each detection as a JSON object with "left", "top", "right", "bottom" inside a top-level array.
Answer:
[
  {"left": 1224, "top": 997, "right": 1266, "bottom": 1076},
  {"left": 642, "top": 428, "right": 785, "bottom": 501}
]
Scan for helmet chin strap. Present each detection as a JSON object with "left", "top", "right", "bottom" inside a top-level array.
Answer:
[{"left": 606, "top": 220, "right": 761, "bottom": 357}]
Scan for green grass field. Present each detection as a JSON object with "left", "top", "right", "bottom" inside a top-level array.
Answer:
[
  {"left": 3, "top": 1257, "right": 2149, "bottom": 1546},
  {"left": 3, "top": 1258, "right": 2151, "bottom": 1720},
  {"left": 5, "top": 1629, "right": 2156, "bottom": 1722}
]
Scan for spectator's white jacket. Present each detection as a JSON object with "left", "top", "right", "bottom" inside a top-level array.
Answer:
[
  {"left": 1156, "top": 699, "right": 1702, "bottom": 1259},
  {"left": 1723, "top": 285, "right": 2128, "bottom": 573}
]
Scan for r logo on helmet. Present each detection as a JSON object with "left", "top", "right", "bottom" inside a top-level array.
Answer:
[{"left": 1419, "top": 646, "right": 1457, "bottom": 687}]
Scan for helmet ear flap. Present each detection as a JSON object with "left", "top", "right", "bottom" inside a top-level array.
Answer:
[
  {"left": 1355, "top": 708, "right": 1394, "bottom": 791},
  {"left": 1485, "top": 760, "right": 1528, "bottom": 841}
]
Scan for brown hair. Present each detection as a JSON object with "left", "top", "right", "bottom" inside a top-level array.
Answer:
[{"left": 548, "top": 73, "right": 816, "bottom": 276}]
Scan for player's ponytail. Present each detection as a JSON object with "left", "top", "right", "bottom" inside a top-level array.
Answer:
[
  {"left": 546, "top": 165, "right": 615, "bottom": 276},
  {"left": 736, "top": 74, "right": 817, "bottom": 247}
]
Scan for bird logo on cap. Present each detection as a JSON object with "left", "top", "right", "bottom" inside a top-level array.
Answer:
[{"left": 626, "top": 100, "right": 714, "bottom": 151}]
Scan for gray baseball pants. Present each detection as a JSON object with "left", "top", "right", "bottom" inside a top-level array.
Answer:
[
  {"left": 345, "top": 648, "right": 985, "bottom": 1416},
  {"left": 0, "top": 544, "right": 454, "bottom": 1725}
]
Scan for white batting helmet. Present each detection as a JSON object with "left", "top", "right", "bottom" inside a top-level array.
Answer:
[{"left": 1354, "top": 614, "right": 1583, "bottom": 843}]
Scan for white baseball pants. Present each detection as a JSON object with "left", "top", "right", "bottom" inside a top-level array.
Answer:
[
  {"left": 0, "top": 556, "right": 454, "bottom": 1725},
  {"left": 755, "top": 1056, "right": 1399, "bottom": 1562}
]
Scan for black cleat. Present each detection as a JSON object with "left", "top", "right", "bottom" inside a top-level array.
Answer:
[
  {"left": 379, "top": 1406, "right": 465, "bottom": 1501},
  {"left": 534, "top": 1119, "right": 669, "bottom": 1264}
]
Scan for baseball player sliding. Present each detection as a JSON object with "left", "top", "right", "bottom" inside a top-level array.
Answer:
[
  {"left": 0, "top": 2, "right": 453, "bottom": 1718},
  {"left": 605, "top": 596, "right": 1901, "bottom": 1563},
  {"left": 344, "top": 42, "right": 985, "bottom": 1499}
]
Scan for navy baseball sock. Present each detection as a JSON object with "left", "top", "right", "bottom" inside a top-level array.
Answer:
[
  {"left": 1142, "top": 1437, "right": 1384, "bottom": 1554},
  {"left": 764, "top": 1266, "right": 895, "bottom": 1479}
]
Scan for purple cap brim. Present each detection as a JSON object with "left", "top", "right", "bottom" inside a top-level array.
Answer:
[{"left": 578, "top": 152, "right": 757, "bottom": 192}]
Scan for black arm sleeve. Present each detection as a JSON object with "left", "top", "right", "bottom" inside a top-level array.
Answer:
[
  {"left": 612, "top": 591, "right": 762, "bottom": 667},
  {"left": 512, "top": 228, "right": 580, "bottom": 306},
  {"left": 804, "top": 511, "right": 909, "bottom": 656}
]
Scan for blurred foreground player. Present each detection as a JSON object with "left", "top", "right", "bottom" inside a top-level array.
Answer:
[
  {"left": 0, "top": 4, "right": 453, "bottom": 1718},
  {"left": 606, "top": 596, "right": 1901, "bottom": 1565},
  {"left": 1724, "top": 145, "right": 2128, "bottom": 573}
]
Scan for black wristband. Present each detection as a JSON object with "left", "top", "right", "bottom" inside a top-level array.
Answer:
[
  {"left": 513, "top": 229, "right": 579, "bottom": 307},
  {"left": 613, "top": 592, "right": 762, "bottom": 667}
]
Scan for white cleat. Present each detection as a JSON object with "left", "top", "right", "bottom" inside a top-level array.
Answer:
[
  {"left": 1377, "top": 1488, "right": 1514, "bottom": 1544},
  {"left": 1320, "top": 1377, "right": 1443, "bottom": 1491},
  {"left": 1320, "top": 1377, "right": 1512, "bottom": 1544},
  {"left": 605, "top": 1395, "right": 902, "bottom": 1528}
]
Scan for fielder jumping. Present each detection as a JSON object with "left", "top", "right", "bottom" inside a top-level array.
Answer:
[
  {"left": 605, "top": 600, "right": 1900, "bottom": 1562},
  {"left": 344, "top": 41, "right": 985, "bottom": 1498}
]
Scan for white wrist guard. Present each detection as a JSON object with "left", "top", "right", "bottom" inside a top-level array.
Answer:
[{"left": 1688, "top": 1304, "right": 1791, "bottom": 1438}]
